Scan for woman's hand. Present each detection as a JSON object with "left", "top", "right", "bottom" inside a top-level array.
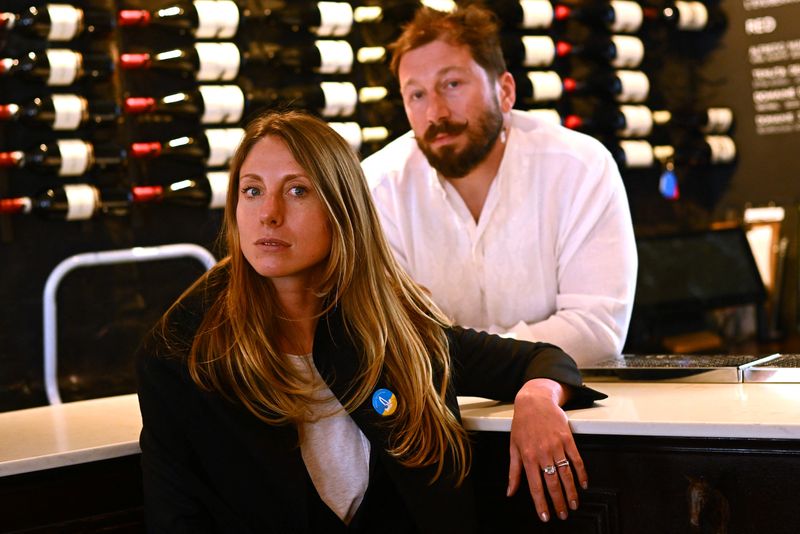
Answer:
[{"left": 507, "top": 378, "right": 587, "bottom": 522}]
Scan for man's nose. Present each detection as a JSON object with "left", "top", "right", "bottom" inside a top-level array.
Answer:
[{"left": 426, "top": 91, "right": 451, "bottom": 124}]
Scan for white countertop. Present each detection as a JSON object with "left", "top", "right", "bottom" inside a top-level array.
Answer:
[
  {"left": 460, "top": 382, "right": 800, "bottom": 439},
  {"left": 0, "top": 394, "right": 142, "bottom": 477},
  {"left": 2, "top": 382, "right": 799, "bottom": 477}
]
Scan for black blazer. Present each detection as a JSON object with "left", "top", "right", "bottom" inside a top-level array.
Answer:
[{"left": 137, "top": 268, "right": 605, "bottom": 533}]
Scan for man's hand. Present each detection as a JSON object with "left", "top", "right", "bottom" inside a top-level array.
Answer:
[{"left": 507, "top": 378, "right": 587, "bottom": 522}]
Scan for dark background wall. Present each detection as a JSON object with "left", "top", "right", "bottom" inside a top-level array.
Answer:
[
  {"left": 1, "top": 0, "right": 799, "bottom": 412},
  {"left": 1, "top": 0, "right": 228, "bottom": 410},
  {"left": 703, "top": 0, "right": 800, "bottom": 333}
]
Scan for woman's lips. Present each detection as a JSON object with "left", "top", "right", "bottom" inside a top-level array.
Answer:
[{"left": 255, "top": 238, "right": 290, "bottom": 247}]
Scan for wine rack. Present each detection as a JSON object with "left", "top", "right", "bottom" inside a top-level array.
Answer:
[
  {"left": 0, "top": 0, "right": 742, "bottom": 410},
  {"left": 495, "top": 0, "right": 736, "bottom": 214}
]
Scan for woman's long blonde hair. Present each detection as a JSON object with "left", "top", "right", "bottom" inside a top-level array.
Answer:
[{"left": 168, "top": 110, "right": 469, "bottom": 483}]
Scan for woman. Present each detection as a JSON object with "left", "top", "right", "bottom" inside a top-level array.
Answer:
[{"left": 137, "top": 110, "right": 606, "bottom": 533}]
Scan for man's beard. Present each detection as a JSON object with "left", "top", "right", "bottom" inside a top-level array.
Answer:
[{"left": 416, "top": 101, "right": 504, "bottom": 179}]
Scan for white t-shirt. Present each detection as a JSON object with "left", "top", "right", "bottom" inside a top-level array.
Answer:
[
  {"left": 290, "top": 353, "right": 370, "bottom": 524},
  {"left": 363, "top": 110, "right": 637, "bottom": 366}
]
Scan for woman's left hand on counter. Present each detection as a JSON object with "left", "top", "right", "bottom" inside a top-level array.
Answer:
[{"left": 507, "top": 378, "right": 586, "bottom": 522}]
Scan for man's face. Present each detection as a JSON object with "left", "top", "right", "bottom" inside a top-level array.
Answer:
[{"left": 398, "top": 39, "right": 507, "bottom": 178}]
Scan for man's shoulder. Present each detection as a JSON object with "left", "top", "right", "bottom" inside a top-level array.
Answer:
[
  {"left": 361, "top": 131, "right": 428, "bottom": 189},
  {"left": 510, "top": 110, "right": 612, "bottom": 162}
]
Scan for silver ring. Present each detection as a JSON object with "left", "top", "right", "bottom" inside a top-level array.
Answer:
[
  {"left": 556, "top": 458, "right": 570, "bottom": 468},
  {"left": 543, "top": 464, "right": 557, "bottom": 476}
]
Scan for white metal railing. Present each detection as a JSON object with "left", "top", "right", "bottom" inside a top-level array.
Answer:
[{"left": 43, "top": 244, "right": 217, "bottom": 405}]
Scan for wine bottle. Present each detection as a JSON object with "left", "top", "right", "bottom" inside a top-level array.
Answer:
[
  {"left": 0, "top": 139, "right": 125, "bottom": 176},
  {"left": 564, "top": 105, "right": 655, "bottom": 137},
  {"left": 0, "top": 4, "right": 113, "bottom": 41},
  {"left": 516, "top": 70, "right": 651, "bottom": 105},
  {"left": 0, "top": 94, "right": 118, "bottom": 130},
  {"left": 666, "top": 135, "right": 737, "bottom": 166},
  {"left": 266, "top": 83, "right": 358, "bottom": 116},
  {"left": 515, "top": 71, "right": 565, "bottom": 104},
  {"left": 652, "top": 107, "right": 734, "bottom": 134},
  {"left": 357, "top": 86, "right": 407, "bottom": 130},
  {"left": 650, "top": 136, "right": 735, "bottom": 200},
  {"left": 0, "top": 49, "right": 114, "bottom": 86},
  {"left": 120, "top": 42, "right": 269, "bottom": 82},
  {"left": 119, "top": 40, "right": 383, "bottom": 82},
  {"left": 119, "top": 0, "right": 439, "bottom": 38},
  {"left": 467, "top": 0, "right": 557, "bottom": 30},
  {"left": 124, "top": 81, "right": 383, "bottom": 123},
  {"left": 613, "top": 135, "right": 736, "bottom": 169},
  {"left": 563, "top": 70, "right": 651, "bottom": 103},
  {"left": 647, "top": 135, "right": 734, "bottom": 200},
  {"left": 132, "top": 172, "right": 229, "bottom": 209},
  {"left": 643, "top": 1, "right": 726, "bottom": 32},
  {"left": 352, "top": 3, "right": 420, "bottom": 25},
  {"left": 612, "top": 139, "right": 663, "bottom": 169},
  {"left": 124, "top": 85, "right": 248, "bottom": 125},
  {"left": 554, "top": 0, "right": 646, "bottom": 33},
  {"left": 358, "top": 85, "right": 394, "bottom": 104},
  {"left": 265, "top": 40, "right": 386, "bottom": 75},
  {"left": 0, "top": 184, "right": 130, "bottom": 220},
  {"left": 504, "top": 34, "right": 645, "bottom": 69},
  {"left": 117, "top": 0, "right": 252, "bottom": 39},
  {"left": 568, "top": 106, "right": 734, "bottom": 137},
  {"left": 423, "top": 0, "right": 457, "bottom": 10},
  {"left": 130, "top": 128, "right": 244, "bottom": 167},
  {"left": 556, "top": 0, "right": 725, "bottom": 33},
  {"left": 328, "top": 122, "right": 390, "bottom": 152},
  {"left": 503, "top": 36, "right": 562, "bottom": 69},
  {"left": 563, "top": 35, "right": 645, "bottom": 68},
  {"left": 263, "top": 82, "right": 388, "bottom": 117},
  {"left": 267, "top": 1, "right": 355, "bottom": 37}
]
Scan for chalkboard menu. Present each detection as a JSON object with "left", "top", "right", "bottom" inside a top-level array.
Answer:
[{"left": 702, "top": 0, "right": 800, "bottom": 205}]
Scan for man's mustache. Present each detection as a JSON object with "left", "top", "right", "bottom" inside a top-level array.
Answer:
[{"left": 423, "top": 120, "right": 469, "bottom": 142}]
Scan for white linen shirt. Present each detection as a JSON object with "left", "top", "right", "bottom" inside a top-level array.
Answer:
[{"left": 363, "top": 110, "right": 637, "bottom": 366}]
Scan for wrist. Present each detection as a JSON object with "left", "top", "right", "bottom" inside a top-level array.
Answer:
[{"left": 517, "top": 378, "right": 568, "bottom": 406}]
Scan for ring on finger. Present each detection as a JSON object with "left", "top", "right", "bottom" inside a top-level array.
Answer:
[
  {"left": 542, "top": 464, "right": 557, "bottom": 476},
  {"left": 555, "top": 458, "right": 570, "bottom": 468}
]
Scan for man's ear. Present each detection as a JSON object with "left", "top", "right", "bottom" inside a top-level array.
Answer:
[{"left": 497, "top": 71, "right": 516, "bottom": 113}]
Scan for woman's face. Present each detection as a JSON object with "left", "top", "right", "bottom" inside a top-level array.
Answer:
[{"left": 236, "top": 135, "right": 332, "bottom": 290}]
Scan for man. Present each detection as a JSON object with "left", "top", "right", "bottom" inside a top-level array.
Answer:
[{"left": 362, "top": 4, "right": 637, "bottom": 366}]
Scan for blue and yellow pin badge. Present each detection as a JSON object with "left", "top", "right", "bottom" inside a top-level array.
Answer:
[{"left": 371, "top": 388, "right": 397, "bottom": 416}]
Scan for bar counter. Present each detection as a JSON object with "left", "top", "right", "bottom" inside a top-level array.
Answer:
[
  {"left": 460, "top": 381, "right": 800, "bottom": 438},
  {"left": 2, "top": 383, "right": 800, "bottom": 532},
  {"left": 0, "top": 394, "right": 142, "bottom": 478},
  {"left": 2, "top": 382, "right": 800, "bottom": 477}
]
